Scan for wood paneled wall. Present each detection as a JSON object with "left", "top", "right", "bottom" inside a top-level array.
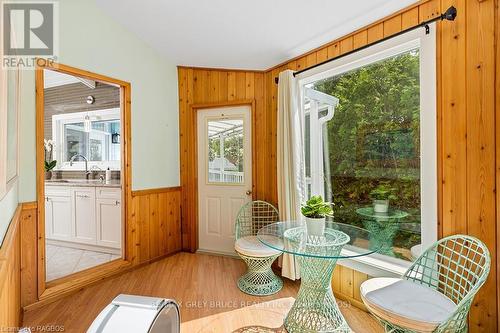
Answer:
[
  {"left": 177, "top": 68, "right": 273, "bottom": 251},
  {"left": 129, "top": 187, "right": 182, "bottom": 264},
  {"left": 0, "top": 207, "right": 22, "bottom": 331},
  {"left": 20, "top": 203, "right": 38, "bottom": 308},
  {"left": 179, "top": 0, "right": 499, "bottom": 331},
  {"left": 332, "top": 265, "right": 369, "bottom": 311}
]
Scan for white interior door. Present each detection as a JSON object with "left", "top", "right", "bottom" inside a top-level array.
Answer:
[{"left": 197, "top": 105, "right": 252, "bottom": 255}]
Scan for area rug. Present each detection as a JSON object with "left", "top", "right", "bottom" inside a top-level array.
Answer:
[{"left": 180, "top": 297, "right": 294, "bottom": 333}]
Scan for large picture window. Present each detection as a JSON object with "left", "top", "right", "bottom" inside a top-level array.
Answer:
[{"left": 300, "top": 26, "right": 437, "bottom": 268}]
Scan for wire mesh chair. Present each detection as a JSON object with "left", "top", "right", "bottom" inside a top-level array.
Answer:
[
  {"left": 364, "top": 235, "right": 490, "bottom": 333},
  {"left": 234, "top": 200, "right": 283, "bottom": 296}
]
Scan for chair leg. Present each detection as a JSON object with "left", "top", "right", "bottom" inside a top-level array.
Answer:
[{"left": 237, "top": 253, "right": 283, "bottom": 296}]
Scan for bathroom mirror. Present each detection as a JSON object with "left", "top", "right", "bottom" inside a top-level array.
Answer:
[{"left": 42, "top": 68, "right": 124, "bottom": 283}]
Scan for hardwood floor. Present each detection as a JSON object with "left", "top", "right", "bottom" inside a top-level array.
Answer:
[{"left": 22, "top": 252, "right": 382, "bottom": 333}]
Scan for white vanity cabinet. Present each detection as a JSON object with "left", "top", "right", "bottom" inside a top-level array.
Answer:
[
  {"left": 73, "top": 187, "right": 97, "bottom": 245},
  {"left": 45, "top": 186, "right": 72, "bottom": 241},
  {"left": 45, "top": 185, "right": 122, "bottom": 252},
  {"left": 96, "top": 188, "right": 122, "bottom": 249}
]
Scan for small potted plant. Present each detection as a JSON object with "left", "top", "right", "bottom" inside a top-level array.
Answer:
[
  {"left": 301, "top": 195, "right": 333, "bottom": 236},
  {"left": 44, "top": 139, "right": 57, "bottom": 180},
  {"left": 370, "top": 183, "right": 397, "bottom": 213}
]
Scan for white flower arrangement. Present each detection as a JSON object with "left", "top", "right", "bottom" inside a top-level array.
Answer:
[{"left": 44, "top": 139, "right": 57, "bottom": 172}]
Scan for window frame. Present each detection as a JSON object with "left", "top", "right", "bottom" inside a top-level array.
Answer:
[
  {"left": 52, "top": 108, "right": 121, "bottom": 170},
  {"left": 297, "top": 24, "right": 437, "bottom": 276}
]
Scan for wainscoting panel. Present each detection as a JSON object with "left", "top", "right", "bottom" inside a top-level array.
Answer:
[
  {"left": 129, "top": 187, "right": 182, "bottom": 265},
  {"left": 0, "top": 207, "right": 22, "bottom": 330},
  {"left": 20, "top": 204, "right": 38, "bottom": 307}
]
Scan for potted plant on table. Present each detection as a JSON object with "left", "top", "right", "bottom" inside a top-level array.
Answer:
[
  {"left": 370, "top": 183, "right": 397, "bottom": 213},
  {"left": 301, "top": 195, "right": 333, "bottom": 236},
  {"left": 44, "top": 139, "right": 57, "bottom": 180}
]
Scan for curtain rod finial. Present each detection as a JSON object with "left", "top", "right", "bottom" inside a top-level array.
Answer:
[{"left": 443, "top": 6, "right": 457, "bottom": 21}]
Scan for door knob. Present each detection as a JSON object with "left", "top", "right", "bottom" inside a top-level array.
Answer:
[{"left": 246, "top": 190, "right": 252, "bottom": 196}]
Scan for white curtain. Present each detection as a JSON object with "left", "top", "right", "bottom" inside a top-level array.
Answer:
[{"left": 277, "top": 70, "right": 306, "bottom": 280}]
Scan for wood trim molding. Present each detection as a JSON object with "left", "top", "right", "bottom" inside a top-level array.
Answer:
[
  {"left": 131, "top": 186, "right": 181, "bottom": 197},
  {"left": 35, "top": 60, "right": 133, "bottom": 299},
  {"left": 190, "top": 99, "right": 256, "bottom": 110},
  {"left": 21, "top": 202, "right": 37, "bottom": 211},
  {"left": 36, "top": 59, "right": 130, "bottom": 88},
  {"left": 177, "top": 66, "right": 265, "bottom": 74}
]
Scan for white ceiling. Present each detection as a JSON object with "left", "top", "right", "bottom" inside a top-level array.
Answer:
[{"left": 94, "top": 0, "right": 419, "bottom": 70}]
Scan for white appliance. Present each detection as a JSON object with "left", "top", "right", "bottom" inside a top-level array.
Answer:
[{"left": 87, "top": 294, "right": 180, "bottom": 333}]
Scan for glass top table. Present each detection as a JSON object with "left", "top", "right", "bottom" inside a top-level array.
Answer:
[
  {"left": 257, "top": 221, "right": 380, "bottom": 259},
  {"left": 257, "top": 221, "right": 381, "bottom": 333}
]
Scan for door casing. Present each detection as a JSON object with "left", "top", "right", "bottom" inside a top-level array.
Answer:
[{"left": 186, "top": 100, "right": 256, "bottom": 253}]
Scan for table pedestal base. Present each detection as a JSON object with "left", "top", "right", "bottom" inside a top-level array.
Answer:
[{"left": 285, "top": 255, "right": 350, "bottom": 333}]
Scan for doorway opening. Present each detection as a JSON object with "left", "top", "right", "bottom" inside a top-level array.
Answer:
[{"left": 36, "top": 61, "right": 131, "bottom": 296}]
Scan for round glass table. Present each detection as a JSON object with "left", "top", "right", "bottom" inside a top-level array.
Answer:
[{"left": 257, "top": 221, "right": 381, "bottom": 333}]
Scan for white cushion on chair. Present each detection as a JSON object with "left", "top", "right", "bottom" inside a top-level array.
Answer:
[
  {"left": 235, "top": 236, "right": 282, "bottom": 257},
  {"left": 360, "top": 278, "right": 457, "bottom": 332}
]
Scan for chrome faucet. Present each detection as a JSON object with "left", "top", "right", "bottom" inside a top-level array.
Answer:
[{"left": 70, "top": 154, "right": 91, "bottom": 179}]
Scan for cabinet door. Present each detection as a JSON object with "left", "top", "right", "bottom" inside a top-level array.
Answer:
[
  {"left": 96, "top": 198, "right": 122, "bottom": 249},
  {"left": 46, "top": 195, "right": 72, "bottom": 241},
  {"left": 72, "top": 187, "right": 97, "bottom": 244}
]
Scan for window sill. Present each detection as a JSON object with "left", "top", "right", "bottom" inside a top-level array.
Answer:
[{"left": 338, "top": 248, "right": 411, "bottom": 278}]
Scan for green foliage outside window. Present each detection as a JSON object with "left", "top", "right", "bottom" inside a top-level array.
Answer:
[{"left": 312, "top": 49, "right": 421, "bottom": 259}]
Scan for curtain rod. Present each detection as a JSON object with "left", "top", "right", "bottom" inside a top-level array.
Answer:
[{"left": 275, "top": 6, "right": 457, "bottom": 84}]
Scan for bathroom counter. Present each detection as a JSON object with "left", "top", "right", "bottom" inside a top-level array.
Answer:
[{"left": 45, "top": 179, "right": 121, "bottom": 188}]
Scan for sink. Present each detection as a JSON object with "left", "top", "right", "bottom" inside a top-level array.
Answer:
[{"left": 47, "top": 179, "right": 104, "bottom": 184}]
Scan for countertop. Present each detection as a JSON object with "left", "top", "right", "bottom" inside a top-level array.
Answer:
[{"left": 45, "top": 179, "right": 121, "bottom": 188}]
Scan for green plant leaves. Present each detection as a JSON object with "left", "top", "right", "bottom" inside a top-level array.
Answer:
[
  {"left": 301, "top": 195, "right": 333, "bottom": 218},
  {"left": 45, "top": 160, "right": 57, "bottom": 172}
]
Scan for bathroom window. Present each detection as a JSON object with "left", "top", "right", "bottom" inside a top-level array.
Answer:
[{"left": 52, "top": 108, "right": 121, "bottom": 170}]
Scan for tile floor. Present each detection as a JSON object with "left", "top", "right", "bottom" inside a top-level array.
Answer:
[{"left": 45, "top": 244, "right": 121, "bottom": 281}]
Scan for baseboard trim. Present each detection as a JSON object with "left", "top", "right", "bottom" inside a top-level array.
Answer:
[{"left": 196, "top": 249, "right": 240, "bottom": 259}]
